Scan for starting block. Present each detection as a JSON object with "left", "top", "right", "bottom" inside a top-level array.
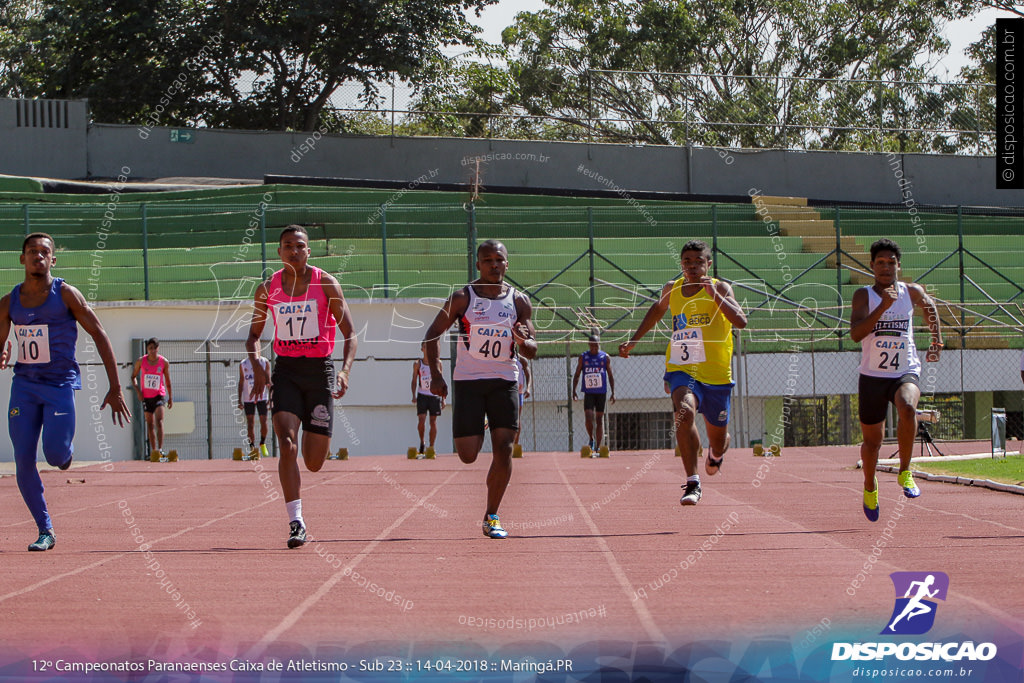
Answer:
[
  {"left": 327, "top": 448, "right": 349, "bottom": 461},
  {"left": 232, "top": 447, "right": 244, "bottom": 461},
  {"left": 407, "top": 447, "right": 418, "bottom": 460},
  {"left": 580, "top": 445, "right": 592, "bottom": 458},
  {"left": 598, "top": 446, "right": 610, "bottom": 458},
  {"left": 512, "top": 444, "right": 522, "bottom": 458},
  {"left": 149, "top": 449, "right": 161, "bottom": 463},
  {"left": 753, "top": 444, "right": 764, "bottom": 456},
  {"left": 770, "top": 444, "right": 781, "bottom": 456},
  {"left": 167, "top": 450, "right": 178, "bottom": 462},
  {"left": 425, "top": 447, "right": 435, "bottom": 459}
]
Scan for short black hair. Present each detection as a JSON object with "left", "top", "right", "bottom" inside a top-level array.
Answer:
[
  {"left": 23, "top": 232, "right": 55, "bottom": 253},
  {"left": 477, "top": 239, "right": 507, "bottom": 258},
  {"left": 680, "top": 240, "right": 710, "bottom": 258},
  {"left": 145, "top": 338, "right": 159, "bottom": 348},
  {"left": 870, "top": 238, "right": 901, "bottom": 261},
  {"left": 279, "top": 225, "right": 309, "bottom": 244}
]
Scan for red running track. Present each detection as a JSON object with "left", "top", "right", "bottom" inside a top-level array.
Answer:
[{"left": 0, "top": 445, "right": 1021, "bottom": 672}]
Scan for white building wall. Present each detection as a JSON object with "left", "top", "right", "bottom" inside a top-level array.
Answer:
[{"left": 0, "top": 299, "right": 1019, "bottom": 461}]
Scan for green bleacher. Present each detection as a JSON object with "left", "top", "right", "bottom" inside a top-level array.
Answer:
[{"left": 1, "top": 184, "right": 1022, "bottom": 353}]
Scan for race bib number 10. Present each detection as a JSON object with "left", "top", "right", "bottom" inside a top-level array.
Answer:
[{"left": 14, "top": 325, "right": 51, "bottom": 364}]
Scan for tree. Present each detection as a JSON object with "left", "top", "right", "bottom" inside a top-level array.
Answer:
[
  {"left": 488, "top": 0, "right": 981, "bottom": 150},
  {"left": 0, "top": 0, "right": 496, "bottom": 131}
]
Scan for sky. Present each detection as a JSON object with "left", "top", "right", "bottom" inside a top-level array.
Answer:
[{"left": 464, "top": 0, "right": 1011, "bottom": 79}]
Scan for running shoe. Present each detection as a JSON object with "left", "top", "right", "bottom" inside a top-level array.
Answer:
[
  {"left": 679, "top": 481, "right": 702, "bottom": 506},
  {"left": 58, "top": 455, "right": 73, "bottom": 471},
  {"left": 898, "top": 470, "right": 921, "bottom": 498},
  {"left": 287, "top": 521, "right": 307, "bottom": 549},
  {"left": 482, "top": 514, "right": 508, "bottom": 539},
  {"left": 704, "top": 449, "right": 724, "bottom": 476},
  {"left": 863, "top": 478, "right": 879, "bottom": 522},
  {"left": 28, "top": 531, "right": 55, "bottom": 551},
  {"left": 260, "top": 444, "right": 269, "bottom": 458}
]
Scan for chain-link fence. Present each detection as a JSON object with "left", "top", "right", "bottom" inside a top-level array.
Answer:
[
  {"left": 320, "top": 72, "right": 994, "bottom": 154},
  {"left": 7, "top": 198, "right": 1024, "bottom": 453}
]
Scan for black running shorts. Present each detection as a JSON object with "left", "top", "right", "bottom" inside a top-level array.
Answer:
[
  {"left": 452, "top": 379, "right": 518, "bottom": 438},
  {"left": 416, "top": 393, "right": 442, "bottom": 416},
  {"left": 858, "top": 373, "right": 918, "bottom": 425},
  {"left": 271, "top": 356, "right": 334, "bottom": 436},
  {"left": 142, "top": 396, "right": 166, "bottom": 413},
  {"left": 583, "top": 393, "right": 607, "bottom": 413},
  {"left": 243, "top": 400, "right": 269, "bottom": 417}
]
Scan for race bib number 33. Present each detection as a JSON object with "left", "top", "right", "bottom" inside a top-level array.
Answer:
[
  {"left": 670, "top": 328, "right": 706, "bottom": 365},
  {"left": 14, "top": 324, "right": 50, "bottom": 364},
  {"left": 584, "top": 372, "right": 604, "bottom": 389}
]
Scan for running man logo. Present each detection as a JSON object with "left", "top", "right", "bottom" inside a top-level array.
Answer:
[{"left": 881, "top": 571, "right": 949, "bottom": 635}]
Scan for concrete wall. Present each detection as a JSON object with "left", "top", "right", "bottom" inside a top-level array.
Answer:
[
  {"left": 0, "top": 97, "right": 1021, "bottom": 206},
  {"left": 1, "top": 296, "right": 1019, "bottom": 462},
  {"left": 0, "top": 99, "right": 89, "bottom": 179}
]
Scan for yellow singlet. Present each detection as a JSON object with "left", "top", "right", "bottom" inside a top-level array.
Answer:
[{"left": 663, "top": 278, "right": 734, "bottom": 385}]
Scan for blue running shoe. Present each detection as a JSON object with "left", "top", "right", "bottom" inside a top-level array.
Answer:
[{"left": 898, "top": 470, "right": 921, "bottom": 498}]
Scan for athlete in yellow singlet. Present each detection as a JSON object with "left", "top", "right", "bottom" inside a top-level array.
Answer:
[{"left": 619, "top": 240, "right": 747, "bottom": 507}]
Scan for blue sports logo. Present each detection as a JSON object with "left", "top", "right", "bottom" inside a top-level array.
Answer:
[
  {"left": 881, "top": 572, "right": 949, "bottom": 635},
  {"left": 673, "top": 313, "right": 688, "bottom": 330}
]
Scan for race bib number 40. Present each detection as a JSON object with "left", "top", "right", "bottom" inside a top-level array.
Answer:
[
  {"left": 670, "top": 328, "right": 706, "bottom": 365},
  {"left": 14, "top": 324, "right": 50, "bottom": 364},
  {"left": 870, "top": 338, "right": 908, "bottom": 372},
  {"left": 469, "top": 325, "right": 512, "bottom": 361},
  {"left": 274, "top": 301, "right": 319, "bottom": 341}
]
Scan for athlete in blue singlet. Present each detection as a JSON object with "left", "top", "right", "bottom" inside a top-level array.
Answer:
[{"left": 0, "top": 233, "right": 131, "bottom": 551}]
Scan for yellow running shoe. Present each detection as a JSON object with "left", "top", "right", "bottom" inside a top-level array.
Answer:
[
  {"left": 898, "top": 470, "right": 921, "bottom": 498},
  {"left": 863, "top": 478, "right": 879, "bottom": 522}
]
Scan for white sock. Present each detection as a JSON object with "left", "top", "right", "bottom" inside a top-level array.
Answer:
[
  {"left": 687, "top": 475, "right": 700, "bottom": 484},
  {"left": 286, "top": 499, "right": 303, "bottom": 525}
]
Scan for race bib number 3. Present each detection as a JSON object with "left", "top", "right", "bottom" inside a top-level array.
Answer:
[
  {"left": 14, "top": 324, "right": 51, "bottom": 364},
  {"left": 870, "top": 338, "right": 907, "bottom": 372},
  {"left": 144, "top": 374, "right": 161, "bottom": 390},
  {"left": 469, "top": 325, "right": 511, "bottom": 361},
  {"left": 670, "top": 328, "right": 706, "bottom": 365},
  {"left": 274, "top": 302, "right": 320, "bottom": 341}
]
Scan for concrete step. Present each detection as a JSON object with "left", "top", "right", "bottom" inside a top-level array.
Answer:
[
  {"left": 757, "top": 208, "right": 821, "bottom": 221},
  {"left": 779, "top": 220, "right": 836, "bottom": 236},
  {"left": 801, "top": 235, "right": 859, "bottom": 253},
  {"left": 827, "top": 251, "right": 871, "bottom": 269},
  {"left": 755, "top": 195, "right": 808, "bottom": 207}
]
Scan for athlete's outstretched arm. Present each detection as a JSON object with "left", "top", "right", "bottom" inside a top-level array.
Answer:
[
  {"left": 162, "top": 355, "right": 173, "bottom": 408},
  {"left": 619, "top": 281, "right": 673, "bottom": 357},
  {"left": 63, "top": 283, "right": 131, "bottom": 426},
  {"left": 324, "top": 275, "right": 357, "bottom": 399},
  {"left": 712, "top": 280, "right": 747, "bottom": 329},
  {"left": 513, "top": 293, "right": 538, "bottom": 360},
  {"left": 605, "top": 355, "right": 616, "bottom": 403},
  {"left": 571, "top": 356, "right": 583, "bottom": 399},
  {"left": 246, "top": 281, "right": 271, "bottom": 401},
  {"left": 423, "top": 288, "right": 470, "bottom": 400},
  {"left": 850, "top": 286, "right": 898, "bottom": 343},
  {"left": 908, "top": 283, "right": 943, "bottom": 362},
  {"left": 0, "top": 294, "right": 11, "bottom": 369}
]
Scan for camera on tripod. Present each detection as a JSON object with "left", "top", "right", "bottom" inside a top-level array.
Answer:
[{"left": 917, "top": 409, "right": 939, "bottom": 424}]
